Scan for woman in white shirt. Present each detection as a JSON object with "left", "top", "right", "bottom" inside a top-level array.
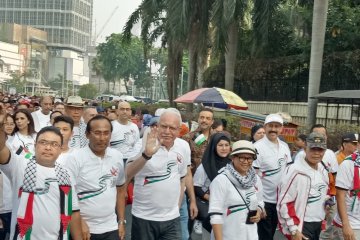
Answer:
[
  {"left": 193, "top": 132, "right": 231, "bottom": 238},
  {"left": 7, "top": 109, "right": 37, "bottom": 159},
  {"left": 209, "top": 140, "right": 264, "bottom": 240}
]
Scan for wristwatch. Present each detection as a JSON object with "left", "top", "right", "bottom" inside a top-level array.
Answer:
[
  {"left": 118, "top": 219, "right": 127, "bottom": 225},
  {"left": 142, "top": 152, "right": 152, "bottom": 160}
]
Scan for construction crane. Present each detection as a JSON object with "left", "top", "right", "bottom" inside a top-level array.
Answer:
[{"left": 93, "top": 6, "right": 119, "bottom": 44}]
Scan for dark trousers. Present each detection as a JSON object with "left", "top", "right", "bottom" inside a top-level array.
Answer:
[
  {"left": 131, "top": 215, "right": 181, "bottom": 240},
  {"left": 90, "top": 230, "right": 119, "bottom": 240},
  {"left": 258, "top": 202, "right": 278, "bottom": 240},
  {"left": 302, "top": 221, "right": 322, "bottom": 240},
  {"left": 0, "top": 212, "right": 11, "bottom": 240}
]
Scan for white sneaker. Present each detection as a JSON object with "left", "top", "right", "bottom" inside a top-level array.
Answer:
[{"left": 193, "top": 220, "right": 203, "bottom": 235}]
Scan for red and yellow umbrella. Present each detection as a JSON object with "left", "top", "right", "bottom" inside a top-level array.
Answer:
[{"left": 175, "top": 87, "right": 248, "bottom": 110}]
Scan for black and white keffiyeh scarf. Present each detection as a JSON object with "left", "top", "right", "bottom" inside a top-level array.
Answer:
[
  {"left": 225, "top": 163, "right": 257, "bottom": 190},
  {"left": 16, "top": 157, "right": 72, "bottom": 240}
]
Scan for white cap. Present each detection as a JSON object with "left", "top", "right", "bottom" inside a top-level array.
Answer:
[{"left": 264, "top": 114, "right": 283, "bottom": 125}]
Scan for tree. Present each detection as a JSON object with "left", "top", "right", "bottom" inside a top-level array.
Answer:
[
  {"left": 78, "top": 84, "right": 98, "bottom": 99},
  {"left": 306, "top": 0, "right": 329, "bottom": 129},
  {"left": 96, "top": 34, "right": 148, "bottom": 95},
  {"left": 6, "top": 71, "right": 26, "bottom": 93}
]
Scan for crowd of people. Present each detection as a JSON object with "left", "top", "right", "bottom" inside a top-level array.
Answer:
[{"left": 0, "top": 93, "right": 359, "bottom": 240}]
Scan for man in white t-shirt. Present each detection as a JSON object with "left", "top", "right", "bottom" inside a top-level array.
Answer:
[
  {"left": 278, "top": 132, "right": 329, "bottom": 240},
  {"left": 110, "top": 101, "right": 140, "bottom": 160},
  {"left": 126, "top": 108, "right": 190, "bottom": 240},
  {"left": 65, "top": 96, "right": 87, "bottom": 149},
  {"left": 333, "top": 149, "right": 360, "bottom": 240},
  {"left": 253, "top": 113, "right": 292, "bottom": 240},
  {"left": 31, "top": 95, "right": 53, "bottom": 132},
  {"left": 66, "top": 115, "right": 127, "bottom": 240},
  {"left": 0, "top": 126, "right": 82, "bottom": 240}
]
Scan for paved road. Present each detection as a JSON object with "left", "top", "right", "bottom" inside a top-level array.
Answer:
[{"left": 125, "top": 205, "right": 286, "bottom": 240}]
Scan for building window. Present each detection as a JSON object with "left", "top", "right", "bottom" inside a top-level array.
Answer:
[
  {"left": 29, "top": 11, "right": 37, "bottom": 25},
  {"left": 14, "top": 0, "right": 21, "bottom": 8},
  {"left": 38, "top": 12, "right": 45, "bottom": 25},
  {"left": 46, "top": 12, "right": 53, "bottom": 26},
  {"left": 38, "top": 0, "right": 46, "bottom": 9}
]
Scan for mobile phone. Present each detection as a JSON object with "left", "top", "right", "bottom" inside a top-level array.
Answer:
[{"left": 246, "top": 210, "right": 257, "bottom": 224}]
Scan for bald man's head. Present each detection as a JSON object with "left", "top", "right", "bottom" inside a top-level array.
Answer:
[
  {"left": 117, "top": 101, "right": 132, "bottom": 124},
  {"left": 83, "top": 107, "right": 98, "bottom": 124}
]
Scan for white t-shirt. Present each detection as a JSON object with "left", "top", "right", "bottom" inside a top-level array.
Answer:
[
  {"left": 295, "top": 149, "right": 338, "bottom": 173},
  {"left": 130, "top": 138, "right": 190, "bottom": 221},
  {"left": 253, "top": 136, "right": 292, "bottom": 203},
  {"left": 209, "top": 174, "right": 264, "bottom": 240},
  {"left": 110, "top": 120, "right": 140, "bottom": 159},
  {"left": 193, "top": 164, "right": 211, "bottom": 192},
  {"left": 0, "top": 152, "right": 78, "bottom": 240},
  {"left": 32, "top": 110, "right": 51, "bottom": 132},
  {"left": 7, "top": 133, "right": 36, "bottom": 159},
  {"left": 66, "top": 146, "right": 125, "bottom": 234},
  {"left": 333, "top": 160, "right": 360, "bottom": 229},
  {"left": 0, "top": 170, "right": 12, "bottom": 213}
]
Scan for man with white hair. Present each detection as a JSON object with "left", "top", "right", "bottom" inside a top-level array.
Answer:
[
  {"left": 126, "top": 108, "right": 191, "bottom": 240},
  {"left": 254, "top": 113, "right": 292, "bottom": 240}
]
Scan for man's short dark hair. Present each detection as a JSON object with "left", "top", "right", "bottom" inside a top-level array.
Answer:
[
  {"left": 310, "top": 124, "right": 327, "bottom": 134},
  {"left": 50, "top": 111, "right": 63, "bottom": 119},
  {"left": 53, "top": 115, "right": 75, "bottom": 130},
  {"left": 199, "top": 108, "right": 214, "bottom": 116},
  {"left": 36, "top": 126, "right": 63, "bottom": 145},
  {"left": 86, "top": 115, "right": 113, "bottom": 133}
]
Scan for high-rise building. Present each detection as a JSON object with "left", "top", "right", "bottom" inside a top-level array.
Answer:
[
  {"left": 0, "top": 0, "right": 93, "bottom": 88},
  {"left": 0, "top": 0, "right": 93, "bottom": 52}
]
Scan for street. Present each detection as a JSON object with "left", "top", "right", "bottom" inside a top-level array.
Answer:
[{"left": 125, "top": 205, "right": 286, "bottom": 240}]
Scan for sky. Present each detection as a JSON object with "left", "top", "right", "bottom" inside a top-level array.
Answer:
[{"left": 93, "top": 0, "right": 142, "bottom": 43}]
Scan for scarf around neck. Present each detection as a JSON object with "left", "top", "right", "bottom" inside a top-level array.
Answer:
[
  {"left": 16, "top": 157, "right": 72, "bottom": 240},
  {"left": 202, "top": 133, "right": 231, "bottom": 181},
  {"left": 225, "top": 163, "right": 257, "bottom": 190}
]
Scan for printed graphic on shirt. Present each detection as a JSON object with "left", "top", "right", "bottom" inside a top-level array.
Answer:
[
  {"left": 307, "top": 183, "right": 327, "bottom": 204},
  {"left": 144, "top": 161, "right": 177, "bottom": 185},
  {"left": 261, "top": 155, "right": 288, "bottom": 177},
  {"left": 110, "top": 130, "right": 137, "bottom": 148},
  {"left": 77, "top": 167, "right": 119, "bottom": 200},
  {"left": 20, "top": 177, "right": 58, "bottom": 195},
  {"left": 226, "top": 191, "right": 255, "bottom": 216}
]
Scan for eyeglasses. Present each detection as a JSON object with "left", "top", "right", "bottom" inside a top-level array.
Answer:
[
  {"left": 37, "top": 140, "right": 62, "bottom": 149},
  {"left": 234, "top": 156, "right": 254, "bottom": 163},
  {"left": 90, "top": 131, "right": 111, "bottom": 137}
]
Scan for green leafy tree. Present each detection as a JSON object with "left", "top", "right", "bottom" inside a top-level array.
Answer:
[
  {"left": 78, "top": 84, "right": 98, "bottom": 99},
  {"left": 6, "top": 71, "right": 26, "bottom": 93},
  {"left": 96, "top": 34, "right": 148, "bottom": 95}
]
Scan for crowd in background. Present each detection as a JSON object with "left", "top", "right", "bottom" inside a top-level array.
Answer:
[{"left": 0, "top": 93, "right": 359, "bottom": 240}]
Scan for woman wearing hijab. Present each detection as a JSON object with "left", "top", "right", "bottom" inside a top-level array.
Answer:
[
  {"left": 193, "top": 133, "right": 232, "bottom": 239},
  {"left": 209, "top": 140, "right": 264, "bottom": 240}
]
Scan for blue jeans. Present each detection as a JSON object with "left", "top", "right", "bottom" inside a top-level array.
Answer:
[{"left": 180, "top": 195, "right": 189, "bottom": 240}]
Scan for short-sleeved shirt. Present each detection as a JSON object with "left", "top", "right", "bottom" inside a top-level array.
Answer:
[
  {"left": 253, "top": 136, "right": 292, "bottom": 203},
  {"left": 0, "top": 151, "right": 78, "bottom": 240},
  {"left": 110, "top": 120, "right": 140, "bottom": 159},
  {"left": 66, "top": 146, "right": 125, "bottom": 234},
  {"left": 333, "top": 156, "right": 360, "bottom": 229},
  {"left": 31, "top": 110, "right": 51, "bottom": 132},
  {"left": 130, "top": 138, "right": 191, "bottom": 221},
  {"left": 7, "top": 133, "right": 36, "bottom": 159},
  {"left": 193, "top": 164, "right": 211, "bottom": 193}
]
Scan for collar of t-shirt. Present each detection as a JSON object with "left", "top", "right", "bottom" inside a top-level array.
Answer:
[{"left": 85, "top": 145, "right": 111, "bottom": 160}]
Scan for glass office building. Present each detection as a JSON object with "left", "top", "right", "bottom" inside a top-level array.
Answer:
[{"left": 0, "top": 0, "right": 93, "bottom": 52}]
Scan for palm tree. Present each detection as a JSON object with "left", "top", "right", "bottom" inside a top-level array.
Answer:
[{"left": 306, "top": 0, "right": 329, "bottom": 128}]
